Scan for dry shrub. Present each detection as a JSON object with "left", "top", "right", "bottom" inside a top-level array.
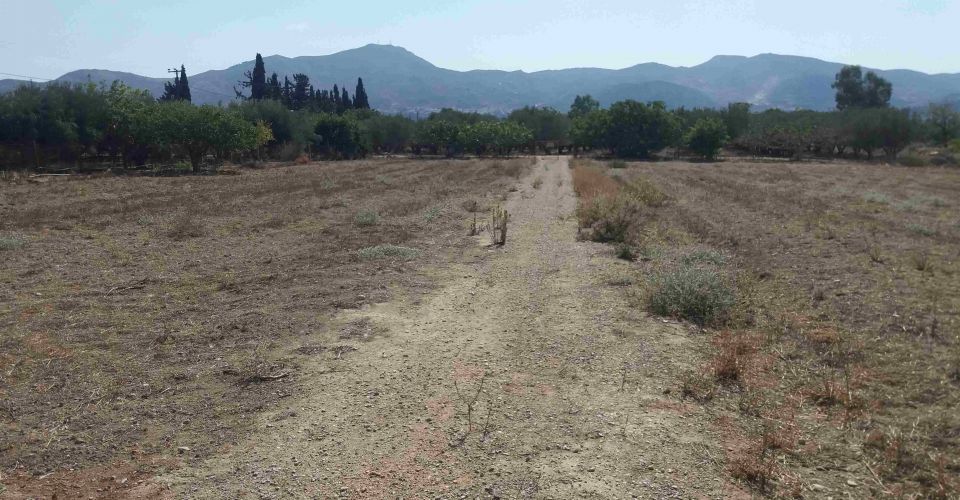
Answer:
[
  {"left": 679, "top": 370, "right": 716, "bottom": 402},
  {"left": 572, "top": 165, "right": 666, "bottom": 243},
  {"left": 709, "top": 331, "right": 759, "bottom": 383},
  {"left": 167, "top": 212, "right": 205, "bottom": 240},
  {"left": 294, "top": 153, "right": 311, "bottom": 165}
]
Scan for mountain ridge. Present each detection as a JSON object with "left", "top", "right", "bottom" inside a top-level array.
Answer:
[{"left": 3, "top": 44, "right": 958, "bottom": 114}]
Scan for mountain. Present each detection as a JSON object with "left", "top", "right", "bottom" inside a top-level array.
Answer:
[{"left": 3, "top": 44, "right": 959, "bottom": 114}]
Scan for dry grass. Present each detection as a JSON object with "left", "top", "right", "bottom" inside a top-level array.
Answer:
[
  {"left": 617, "top": 159, "right": 960, "bottom": 498},
  {"left": 0, "top": 157, "right": 529, "bottom": 495}
]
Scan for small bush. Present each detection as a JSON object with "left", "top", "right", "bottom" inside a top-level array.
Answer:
[
  {"left": 532, "top": 177, "right": 543, "bottom": 189},
  {"left": 0, "top": 237, "right": 24, "bottom": 251},
  {"left": 577, "top": 195, "right": 641, "bottom": 243},
  {"left": 354, "top": 210, "right": 380, "bottom": 227},
  {"left": 356, "top": 245, "right": 419, "bottom": 260},
  {"left": 648, "top": 265, "right": 736, "bottom": 326},
  {"left": 608, "top": 160, "right": 627, "bottom": 169}
]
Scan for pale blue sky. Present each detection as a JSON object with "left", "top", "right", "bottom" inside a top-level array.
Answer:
[{"left": 3, "top": 0, "right": 958, "bottom": 80}]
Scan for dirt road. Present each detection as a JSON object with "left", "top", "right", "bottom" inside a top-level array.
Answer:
[{"left": 164, "top": 157, "right": 730, "bottom": 498}]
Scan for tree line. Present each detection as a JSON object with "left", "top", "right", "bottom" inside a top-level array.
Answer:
[{"left": 1, "top": 61, "right": 958, "bottom": 170}]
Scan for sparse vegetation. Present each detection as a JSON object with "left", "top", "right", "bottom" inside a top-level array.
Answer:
[
  {"left": 647, "top": 264, "right": 736, "bottom": 326},
  {"left": 0, "top": 236, "right": 23, "bottom": 250},
  {"left": 354, "top": 210, "right": 380, "bottom": 226}
]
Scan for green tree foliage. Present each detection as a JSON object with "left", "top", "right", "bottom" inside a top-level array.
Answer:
[
  {"left": 507, "top": 106, "right": 570, "bottom": 144},
  {"left": 832, "top": 65, "right": 891, "bottom": 110},
  {"left": 361, "top": 113, "right": 413, "bottom": 153},
  {"left": 354, "top": 78, "right": 370, "bottom": 109},
  {"left": 314, "top": 113, "right": 368, "bottom": 159},
  {"left": 685, "top": 118, "right": 727, "bottom": 159},
  {"left": 569, "top": 94, "right": 600, "bottom": 119},
  {"left": 570, "top": 109, "right": 610, "bottom": 151},
  {"left": 154, "top": 102, "right": 258, "bottom": 170},
  {"left": 605, "top": 100, "right": 680, "bottom": 158},
  {"left": 721, "top": 102, "right": 751, "bottom": 139},
  {"left": 847, "top": 108, "right": 913, "bottom": 158},
  {"left": 927, "top": 103, "right": 960, "bottom": 146}
]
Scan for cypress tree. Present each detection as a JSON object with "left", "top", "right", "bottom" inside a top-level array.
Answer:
[
  {"left": 266, "top": 73, "right": 281, "bottom": 101},
  {"left": 251, "top": 54, "right": 266, "bottom": 99},
  {"left": 177, "top": 65, "right": 191, "bottom": 102},
  {"left": 354, "top": 77, "right": 370, "bottom": 109},
  {"left": 283, "top": 76, "right": 293, "bottom": 108},
  {"left": 340, "top": 88, "right": 351, "bottom": 113},
  {"left": 236, "top": 53, "right": 268, "bottom": 100}
]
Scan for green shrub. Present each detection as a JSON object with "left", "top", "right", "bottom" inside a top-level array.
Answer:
[
  {"left": 356, "top": 245, "right": 420, "bottom": 260},
  {"left": 354, "top": 210, "right": 380, "bottom": 227},
  {"left": 648, "top": 265, "right": 736, "bottom": 326},
  {"left": 0, "top": 237, "right": 24, "bottom": 251}
]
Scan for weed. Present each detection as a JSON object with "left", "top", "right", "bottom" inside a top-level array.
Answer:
[
  {"left": 681, "top": 249, "right": 726, "bottom": 267},
  {"left": 615, "top": 243, "right": 636, "bottom": 261},
  {"left": 911, "top": 251, "right": 933, "bottom": 272},
  {"left": 490, "top": 205, "right": 509, "bottom": 246},
  {"left": 907, "top": 223, "right": 936, "bottom": 237},
  {"left": 622, "top": 176, "right": 666, "bottom": 207},
  {"left": 356, "top": 245, "right": 420, "bottom": 260},
  {"left": 423, "top": 205, "right": 442, "bottom": 222},
  {"left": 167, "top": 213, "right": 205, "bottom": 240},
  {"left": 868, "top": 244, "right": 884, "bottom": 264},
  {"left": 354, "top": 210, "right": 380, "bottom": 227},
  {"left": 648, "top": 265, "right": 736, "bottom": 326},
  {"left": 862, "top": 191, "right": 891, "bottom": 204},
  {"left": 0, "top": 237, "right": 24, "bottom": 251},
  {"left": 680, "top": 370, "right": 716, "bottom": 401},
  {"left": 532, "top": 177, "right": 543, "bottom": 189}
]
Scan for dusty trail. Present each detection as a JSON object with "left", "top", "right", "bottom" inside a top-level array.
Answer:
[{"left": 166, "top": 157, "right": 728, "bottom": 498}]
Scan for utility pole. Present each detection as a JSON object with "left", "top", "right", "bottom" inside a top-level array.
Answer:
[{"left": 167, "top": 67, "right": 180, "bottom": 79}]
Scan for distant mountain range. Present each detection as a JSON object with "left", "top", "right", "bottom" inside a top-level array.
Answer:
[{"left": 3, "top": 44, "right": 959, "bottom": 114}]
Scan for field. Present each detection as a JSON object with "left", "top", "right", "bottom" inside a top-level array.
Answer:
[
  {"left": 0, "top": 158, "right": 528, "bottom": 497},
  {"left": 1, "top": 156, "right": 958, "bottom": 498},
  {"left": 577, "top": 157, "right": 960, "bottom": 497}
]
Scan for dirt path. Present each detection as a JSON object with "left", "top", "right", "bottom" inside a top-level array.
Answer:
[{"left": 164, "top": 157, "right": 729, "bottom": 498}]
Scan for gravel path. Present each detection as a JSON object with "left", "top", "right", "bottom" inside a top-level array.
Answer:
[{"left": 164, "top": 157, "right": 730, "bottom": 498}]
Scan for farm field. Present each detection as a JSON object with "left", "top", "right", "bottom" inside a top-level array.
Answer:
[
  {"left": 1, "top": 156, "right": 958, "bottom": 499},
  {"left": 578, "top": 158, "right": 960, "bottom": 497}
]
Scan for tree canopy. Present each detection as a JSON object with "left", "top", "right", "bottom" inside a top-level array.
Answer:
[{"left": 832, "top": 65, "right": 892, "bottom": 110}]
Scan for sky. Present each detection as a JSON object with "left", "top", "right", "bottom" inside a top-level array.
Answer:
[{"left": 2, "top": 0, "right": 959, "bottom": 80}]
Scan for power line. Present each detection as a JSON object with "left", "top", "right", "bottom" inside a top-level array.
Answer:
[{"left": 0, "top": 71, "right": 55, "bottom": 81}]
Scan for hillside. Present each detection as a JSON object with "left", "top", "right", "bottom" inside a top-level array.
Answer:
[{"left": 3, "top": 44, "right": 959, "bottom": 113}]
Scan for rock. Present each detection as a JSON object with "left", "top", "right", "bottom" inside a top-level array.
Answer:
[
  {"left": 846, "top": 479, "right": 858, "bottom": 487},
  {"left": 810, "top": 483, "right": 827, "bottom": 492}
]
